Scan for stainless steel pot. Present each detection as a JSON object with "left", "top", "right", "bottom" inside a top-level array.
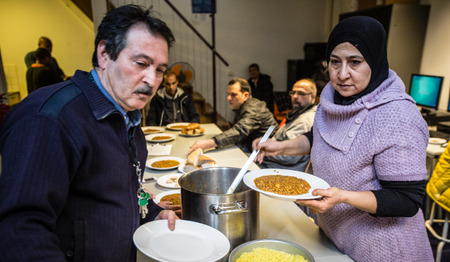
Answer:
[{"left": 179, "top": 167, "right": 259, "bottom": 253}]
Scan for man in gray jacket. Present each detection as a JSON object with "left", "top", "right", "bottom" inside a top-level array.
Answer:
[
  {"left": 188, "top": 77, "right": 278, "bottom": 153},
  {"left": 261, "top": 78, "right": 317, "bottom": 172}
]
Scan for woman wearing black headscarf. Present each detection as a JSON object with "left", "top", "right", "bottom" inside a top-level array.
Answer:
[{"left": 253, "top": 16, "right": 433, "bottom": 261}]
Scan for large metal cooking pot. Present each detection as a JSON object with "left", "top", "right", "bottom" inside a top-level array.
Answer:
[{"left": 179, "top": 167, "right": 259, "bottom": 253}]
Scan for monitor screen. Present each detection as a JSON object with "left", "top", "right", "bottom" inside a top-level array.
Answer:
[
  {"left": 409, "top": 74, "right": 443, "bottom": 110},
  {"left": 448, "top": 92, "right": 450, "bottom": 112}
]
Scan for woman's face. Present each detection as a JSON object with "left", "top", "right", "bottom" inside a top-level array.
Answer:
[{"left": 328, "top": 42, "right": 371, "bottom": 97}]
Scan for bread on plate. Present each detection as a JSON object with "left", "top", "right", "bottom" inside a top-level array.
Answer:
[
  {"left": 186, "top": 148, "right": 203, "bottom": 167},
  {"left": 181, "top": 123, "right": 205, "bottom": 136}
]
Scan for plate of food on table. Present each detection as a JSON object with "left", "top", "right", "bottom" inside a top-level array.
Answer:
[
  {"left": 146, "top": 156, "right": 184, "bottom": 171},
  {"left": 166, "top": 122, "right": 190, "bottom": 131},
  {"left": 429, "top": 137, "right": 447, "bottom": 145},
  {"left": 141, "top": 126, "right": 165, "bottom": 135},
  {"left": 179, "top": 123, "right": 205, "bottom": 137},
  {"left": 243, "top": 168, "right": 330, "bottom": 200},
  {"left": 156, "top": 173, "right": 183, "bottom": 189},
  {"left": 154, "top": 190, "right": 181, "bottom": 205},
  {"left": 145, "top": 133, "right": 176, "bottom": 143},
  {"left": 178, "top": 148, "right": 218, "bottom": 173}
]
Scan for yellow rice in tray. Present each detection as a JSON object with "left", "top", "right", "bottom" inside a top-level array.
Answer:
[{"left": 236, "top": 247, "right": 307, "bottom": 262}]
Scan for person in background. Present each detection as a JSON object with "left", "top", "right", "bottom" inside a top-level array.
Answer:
[
  {"left": 261, "top": 78, "right": 317, "bottom": 172},
  {"left": 26, "top": 47, "right": 63, "bottom": 94},
  {"left": 188, "top": 77, "right": 278, "bottom": 154},
  {"left": 1, "top": 5, "right": 178, "bottom": 261},
  {"left": 253, "top": 16, "right": 433, "bottom": 261},
  {"left": 146, "top": 71, "right": 199, "bottom": 126},
  {"left": 248, "top": 63, "right": 274, "bottom": 113},
  {"left": 311, "top": 59, "right": 329, "bottom": 98},
  {"left": 25, "top": 36, "right": 66, "bottom": 80}
]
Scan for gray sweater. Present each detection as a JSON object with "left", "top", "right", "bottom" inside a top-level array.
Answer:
[{"left": 263, "top": 105, "right": 316, "bottom": 171}]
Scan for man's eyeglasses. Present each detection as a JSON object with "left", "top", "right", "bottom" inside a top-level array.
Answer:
[{"left": 289, "top": 91, "right": 312, "bottom": 96}]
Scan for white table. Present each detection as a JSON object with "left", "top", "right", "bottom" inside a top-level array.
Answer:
[
  {"left": 138, "top": 123, "right": 352, "bottom": 262},
  {"left": 425, "top": 140, "right": 447, "bottom": 219},
  {"left": 427, "top": 143, "right": 445, "bottom": 179},
  {"left": 427, "top": 126, "right": 448, "bottom": 178}
]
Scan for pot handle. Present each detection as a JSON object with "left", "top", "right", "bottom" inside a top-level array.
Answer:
[{"left": 210, "top": 201, "right": 248, "bottom": 215}]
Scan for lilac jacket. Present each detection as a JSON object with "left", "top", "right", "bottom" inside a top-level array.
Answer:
[{"left": 311, "top": 70, "right": 433, "bottom": 261}]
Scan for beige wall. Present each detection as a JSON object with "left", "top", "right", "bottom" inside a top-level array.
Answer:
[
  {"left": 420, "top": 0, "right": 450, "bottom": 111},
  {"left": 2, "top": 0, "right": 449, "bottom": 112},
  {"left": 0, "top": 0, "right": 95, "bottom": 99}
]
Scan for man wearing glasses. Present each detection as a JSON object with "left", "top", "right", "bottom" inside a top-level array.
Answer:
[{"left": 260, "top": 78, "right": 317, "bottom": 172}]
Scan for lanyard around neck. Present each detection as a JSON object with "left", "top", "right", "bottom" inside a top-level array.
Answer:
[{"left": 128, "top": 128, "right": 146, "bottom": 202}]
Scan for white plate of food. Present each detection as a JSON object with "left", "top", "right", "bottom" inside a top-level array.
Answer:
[
  {"left": 146, "top": 157, "right": 184, "bottom": 170},
  {"left": 178, "top": 152, "right": 218, "bottom": 173},
  {"left": 133, "top": 220, "right": 230, "bottom": 262},
  {"left": 154, "top": 190, "right": 181, "bottom": 205},
  {"left": 178, "top": 162, "right": 217, "bottom": 174},
  {"left": 179, "top": 123, "right": 205, "bottom": 136},
  {"left": 243, "top": 168, "right": 330, "bottom": 200},
  {"left": 145, "top": 133, "right": 176, "bottom": 143},
  {"left": 429, "top": 137, "right": 447, "bottom": 145},
  {"left": 142, "top": 126, "right": 165, "bottom": 135},
  {"left": 166, "top": 122, "right": 190, "bottom": 131},
  {"left": 156, "top": 173, "right": 183, "bottom": 189},
  {"left": 178, "top": 155, "right": 218, "bottom": 173},
  {"left": 179, "top": 132, "right": 204, "bottom": 137}
]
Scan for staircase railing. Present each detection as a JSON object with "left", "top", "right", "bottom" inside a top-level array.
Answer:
[
  {"left": 162, "top": 0, "right": 229, "bottom": 123},
  {"left": 98, "top": 0, "right": 233, "bottom": 123}
]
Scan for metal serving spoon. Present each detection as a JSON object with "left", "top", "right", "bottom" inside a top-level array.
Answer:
[{"left": 226, "top": 125, "right": 275, "bottom": 194}]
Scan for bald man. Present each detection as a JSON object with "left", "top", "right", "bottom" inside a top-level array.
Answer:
[{"left": 261, "top": 78, "right": 317, "bottom": 172}]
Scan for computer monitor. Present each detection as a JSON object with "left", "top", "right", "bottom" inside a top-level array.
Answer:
[
  {"left": 408, "top": 74, "right": 443, "bottom": 114},
  {"left": 447, "top": 92, "right": 450, "bottom": 113}
]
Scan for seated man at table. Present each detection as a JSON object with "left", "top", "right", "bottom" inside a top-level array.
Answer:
[
  {"left": 146, "top": 71, "right": 199, "bottom": 126},
  {"left": 188, "top": 77, "right": 278, "bottom": 154},
  {"left": 261, "top": 78, "right": 317, "bottom": 172},
  {"left": 0, "top": 5, "right": 178, "bottom": 261}
]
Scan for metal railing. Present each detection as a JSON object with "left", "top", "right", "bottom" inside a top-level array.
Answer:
[
  {"left": 108, "top": 0, "right": 231, "bottom": 123},
  {"left": 163, "top": 0, "right": 229, "bottom": 123}
]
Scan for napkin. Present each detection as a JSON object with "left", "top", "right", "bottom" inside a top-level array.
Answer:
[{"left": 147, "top": 144, "right": 172, "bottom": 156}]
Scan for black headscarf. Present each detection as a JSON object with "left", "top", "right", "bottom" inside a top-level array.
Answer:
[{"left": 326, "top": 16, "right": 389, "bottom": 105}]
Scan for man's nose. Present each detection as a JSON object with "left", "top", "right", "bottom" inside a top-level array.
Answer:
[{"left": 143, "top": 71, "right": 159, "bottom": 87}]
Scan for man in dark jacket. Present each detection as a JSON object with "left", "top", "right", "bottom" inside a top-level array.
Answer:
[
  {"left": 0, "top": 5, "right": 177, "bottom": 261},
  {"left": 188, "top": 77, "right": 278, "bottom": 153},
  {"left": 25, "top": 36, "right": 66, "bottom": 80},
  {"left": 146, "top": 71, "right": 199, "bottom": 126},
  {"left": 248, "top": 63, "right": 274, "bottom": 113},
  {"left": 26, "top": 47, "right": 63, "bottom": 94}
]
